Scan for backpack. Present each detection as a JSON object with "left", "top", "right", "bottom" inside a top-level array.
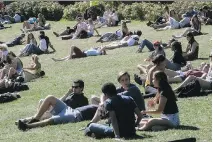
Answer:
[
  {"left": 0, "top": 92, "right": 21, "bottom": 103},
  {"left": 176, "top": 79, "right": 201, "bottom": 98}
]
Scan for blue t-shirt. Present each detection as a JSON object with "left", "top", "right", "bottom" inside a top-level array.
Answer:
[
  {"left": 116, "top": 84, "right": 145, "bottom": 111},
  {"left": 105, "top": 95, "right": 137, "bottom": 138}
]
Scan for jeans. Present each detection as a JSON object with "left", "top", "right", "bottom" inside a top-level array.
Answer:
[
  {"left": 139, "top": 39, "right": 155, "bottom": 51},
  {"left": 87, "top": 123, "right": 114, "bottom": 138},
  {"left": 165, "top": 59, "right": 181, "bottom": 71}
]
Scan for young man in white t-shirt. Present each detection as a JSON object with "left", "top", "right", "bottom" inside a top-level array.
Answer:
[{"left": 102, "top": 30, "right": 142, "bottom": 50}]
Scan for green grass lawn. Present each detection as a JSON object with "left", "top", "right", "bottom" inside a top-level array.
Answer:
[{"left": 0, "top": 21, "right": 212, "bottom": 142}]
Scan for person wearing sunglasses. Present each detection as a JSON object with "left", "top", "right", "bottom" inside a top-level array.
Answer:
[{"left": 17, "top": 79, "right": 90, "bottom": 131}]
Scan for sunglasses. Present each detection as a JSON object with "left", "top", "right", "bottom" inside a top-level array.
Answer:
[{"left": 72, "top": 86, "right": 80, "bottom": 89}]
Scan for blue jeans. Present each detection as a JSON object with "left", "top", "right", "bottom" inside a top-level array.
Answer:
[
  {"left": 165, "top": 59, "right": 181, "bottom": 71},
  {"left": 87, "top": 123, "right": 114, "bottom": 138},
  {"left": 139, "top": 39, "right": 155, "bottom": 51}
]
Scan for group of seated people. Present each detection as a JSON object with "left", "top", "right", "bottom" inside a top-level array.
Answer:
[
  {"left": 0, "top": 50, "right": 45, "bottom": 90},
  {"left": 147, "top": 6, "right": 211, "bottom": 32},
  {"left": 16, "top": 71, "right": 181, "bottom": 140}
]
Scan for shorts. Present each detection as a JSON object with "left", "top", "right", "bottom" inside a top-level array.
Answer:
[
  {"left": 161, "top": 113, "right": 180, "bottom": 127},
  {"left": 50, "top": 98, "right": 83, "bottom": 124}
]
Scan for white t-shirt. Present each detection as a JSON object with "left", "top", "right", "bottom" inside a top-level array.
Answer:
[
  {"left": 112, "top": 13, "right": 119, "bottom": 21},
  {"left": 127, "top": 35, "right": 139, "bottom": 46},
  {"left": 39, "top": 39, "right": 47, "bottom": 52},
  {"left": 87, "top": 24, "right": 94, "bottom": 34},
  {"left": 14, "top": 14, "right": 21, "bottom": 23},
  {"left": 84, "top": 49, "right": 101, "bottom": 56},
  {"left": 115, "top": 30, "right": 123, "bottom": 39}
]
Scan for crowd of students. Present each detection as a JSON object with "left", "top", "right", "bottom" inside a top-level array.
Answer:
[{"left": 0, "top": 4, "right": 212, "bottom": 141}]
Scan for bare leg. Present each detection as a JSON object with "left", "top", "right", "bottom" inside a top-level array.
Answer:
[
  {"left": 172, "top": 28, "right": 195, "bottom": 38},
  {"left": 26, "top": 118, "right": 54, "bottom": 129},
  {"left": 90, "top": 96, "right": 100, "bottom": 105},
  {"left": 33, "top": 95, "right": 58, "bottom": 120},
  {"left": 90, "top": 106, "right": 102, "bottom": 123},
  {"left": 137, "top": 64, "right": 148, "bottom": 74},
  {"left": 168, "top": 76, "right": 183, "bottom": 83},
  {"left": 52, "top": 56, "right": 70, "bottom": 62},
  {"left": 174, "top": 75, "right": 212, "bottom": 91},
  {"left": 7, "top": 67, "right": 16, "bottom": 79},
  {"left": 138, "top": 118, "right": 174, "bottom": 131},
  {"left": 164, "top": 69, "right": 179, "bottom": 78}
]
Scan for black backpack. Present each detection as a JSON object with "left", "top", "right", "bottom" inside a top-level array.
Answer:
[
  {"left": 0, "top": 92, "right": 21, "bottom": 103},
  {"left": 176, "top": 79, "right": 201, "bottom": 98}
]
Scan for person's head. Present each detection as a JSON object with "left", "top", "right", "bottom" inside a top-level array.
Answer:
[
  {"left": 121, "top": 21, "right": 128, "bottom": 29},
  {"left": 40, "top": 31, "right": 45, "bottom": 36},
  {"left": 153, "top": 71, "right": 168, "bottom": 88},
  {"left": 171, "top": 41, "right": 182, "bottom": 54},
  {"left": 102, "top": 82, "right": 117, "bottom": 98},
  {"left": 164, "top": 6, "right": 169, "bottom": 13},
  {"left": 135, "top": 30, "right": 142, "bottom": 37},
  {"left": 88, "top": 18, "right": 93, "bottom": 25},
  {"left": 28, "top": 33, "right": 34, "bottom": 39},
  {"left": 38, "top": 13, "right": 43, "bottom": 18},
  {"left": 169, "top": 10, "right": 176, "bottom": 17},
  {"left": 153, "top": 41, "right": 163, "bottom": 51},
  {"left": 188, "top": 7, "right": 193, "bottom": 12},
  {"left": 39, "top": 34, "right": 45, "bottom": 40},
  {"left": 152, "top": 54, "right": 166, "bottom": 68},
  {"left": 21, "top": 33, "right": 25, "bottom": 38},
  {"left": 202, "top": 6, "right": 209, "bottom": 12},
  {"left": 72, "top": 79, "right": 84, "bottom": 93},
  {"left": 76, "top": 16, "right": 83, "bottom": 22},
  {"left": 186, "top": 32, "right": 195, "bottom": 44},
  {"left": 117, "top": 71, "right": 130, "bottom": 89}
]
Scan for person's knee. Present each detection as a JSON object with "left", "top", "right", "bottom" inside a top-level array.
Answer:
[{"left": 45, "top": 95, "right": 57, "bottom": 102}]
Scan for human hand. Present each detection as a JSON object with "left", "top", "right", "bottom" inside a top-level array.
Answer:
[{"left": 147, "top": 99, "right": 155, "bottom": 108}]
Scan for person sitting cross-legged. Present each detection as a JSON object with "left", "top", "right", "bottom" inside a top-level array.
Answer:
[
  {"left": 17, "top": 80, "right": 91, "bottom": 131},
  {"left": 138, "top": 71, "right": 180, "bottom": 131}
]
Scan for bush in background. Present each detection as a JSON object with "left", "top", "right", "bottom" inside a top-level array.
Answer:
[
  {"left": 5, "top": 1, "right": 212, "bottom": 21},
  {"left": 5, "top": 1, "right": 64, "bottom": 21}
]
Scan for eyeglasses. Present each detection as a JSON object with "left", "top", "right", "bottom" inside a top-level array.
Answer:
[{"left": 72, "top": 86, "right": 80, "bottom": 89}]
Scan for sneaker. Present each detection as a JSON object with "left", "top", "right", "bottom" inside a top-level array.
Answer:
[
  {"left": 134, "top": 74, "right": 143, "bottom": 85},
  {"left": 18, "top": 120, "right": 27, "bottom": 131}
]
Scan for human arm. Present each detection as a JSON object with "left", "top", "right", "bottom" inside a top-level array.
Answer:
[
  {"left": 109, "top": 111, "right": 120, "bottom": 138},
  {"left": 186, "top": 42, "right": 197, "bottom": 56},
  {"left": 60, "top": 88, "right": 72, "bottom": 101},
  {"left": 142, "top": 95, "right": 167, "bottom": 114}
]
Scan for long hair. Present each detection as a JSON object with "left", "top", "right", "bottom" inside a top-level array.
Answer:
[
  {"left": 171, "top": 41, "right": 183, "bottom": 54},
  {"left": 152, "top": 54, "right": 165, "bottom": 66},
  {"left": 27, "top": 33, "right": 35, "bottom": 44},
  {"left": 191, "top": 14, "right": 201, "bottom": 31},
  {"left": 186, "top": 32, "right": 195, "bottom": 45},
  {"left": 154, "top": 71, "right": 177, "bottom": 101}
]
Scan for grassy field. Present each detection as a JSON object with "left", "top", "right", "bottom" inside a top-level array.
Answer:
[{"left": 0, "top": 21, "right": 212, "bottom": 142}]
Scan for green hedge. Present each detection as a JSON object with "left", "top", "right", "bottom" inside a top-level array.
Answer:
[
  {"left": 5, "top": 1, "right": 212, "bottom": 21},
  {"left": 5, "top": 1, "right": 64, "bottom": 21}
]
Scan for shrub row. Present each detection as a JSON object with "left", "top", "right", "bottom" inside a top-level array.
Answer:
[{"left": 5, "top": 1, "right": 212, "bottom": 21}]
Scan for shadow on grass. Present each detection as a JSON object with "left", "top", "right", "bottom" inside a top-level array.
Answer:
[
  {"left": 197, "top": 57, "right": 209, "bottom": 60},
  {"left": 169, "top": 137, "right": 196, "bottom": 142},
  {"left": 175, "top": 125, "right": 199, "bottom": 130},
  {"left": 126, "top": 134, "right": 153, "bottom": 140}
]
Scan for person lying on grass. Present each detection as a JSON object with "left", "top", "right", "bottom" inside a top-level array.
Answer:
[
  {"left": 138, "top": 71, "right": 180, "bottom": 131},
  {"left": 0, "top": 33, "right": 25, "bottom": 47},
  {"left": 16, "top": 80, "right": 96, "bottom": 131},
  {"left": 100, "top": 30, "right": 142, "bottom": 50},
  {"left": 52, "top": 46, "right": 106, "bottom": 61},
  {"left": 86, "top": 82, "right": 142, "bottom": 140},
  {"left": 173, "top": 55, "right": 212, "bottom": 92}
]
